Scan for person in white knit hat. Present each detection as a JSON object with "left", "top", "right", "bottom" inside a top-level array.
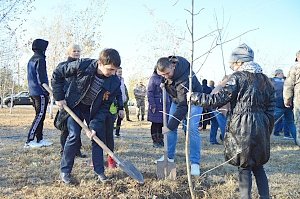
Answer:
[{"left": 190, "top": 43, "right": 274, "bottom": 199}]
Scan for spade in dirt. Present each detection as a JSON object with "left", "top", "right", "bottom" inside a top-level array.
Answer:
[{"left": 156, "top": 84, "right": 176, "bottom": 180}]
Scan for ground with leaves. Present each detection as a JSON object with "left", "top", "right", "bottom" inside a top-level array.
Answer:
[{"left": 0, "top": 107, "right": 299, "bottom": 199}]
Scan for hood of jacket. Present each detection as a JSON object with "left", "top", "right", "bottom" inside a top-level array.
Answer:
[
  {"left": 32, "top": 39, "right": 48, "bottom": 52},
  {"left": 171, "top": 56, "right": 190, "bottom": 81}
]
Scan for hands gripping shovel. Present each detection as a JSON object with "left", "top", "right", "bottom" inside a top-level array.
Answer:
[
  {"left": 43, "top": 84, "right": 144, "bottom": 184},
  {"left": 156, "top": 84, "right": 176, "bottom": 180}
]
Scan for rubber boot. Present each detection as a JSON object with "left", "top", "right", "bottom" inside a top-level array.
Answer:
[{"left": 107, "top": 156, "right": 117, "bottom": 169}]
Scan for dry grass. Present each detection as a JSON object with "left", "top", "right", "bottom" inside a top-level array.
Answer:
[{"left": 0, "top": 107, "right": 299, "bottom": 199}]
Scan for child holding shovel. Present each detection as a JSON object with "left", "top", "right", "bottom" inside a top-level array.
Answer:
[
  {"left": 51, "top": 48, "right": 124, "bottom": 184},
  {"left": 189, "top": 43, "right": 275, "bottom": 199}
]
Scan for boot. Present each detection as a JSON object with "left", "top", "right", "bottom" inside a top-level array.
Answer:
[
  {"left": 141, "top": 115, "right": 144, "bottom": 121},
  {"left": 107, "top": 156, "right": 117, "bottom": 169}
]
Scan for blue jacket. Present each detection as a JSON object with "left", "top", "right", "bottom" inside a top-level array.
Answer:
[
  {"left": 51, "top": 58, "right": 123, "bottom": 130},
  {"left": 147, "top": 72, "right": 171, "bottom": 123},
  {"left": 27, "top": 39, "right": 49, "bottom": 96}
]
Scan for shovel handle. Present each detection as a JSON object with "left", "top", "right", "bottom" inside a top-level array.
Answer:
[
  {"left": 42, "top": 84, "right": 118, "bottom": 162},
  {"left": 162, "top": 84, "right": 168, "bottom": 162}
]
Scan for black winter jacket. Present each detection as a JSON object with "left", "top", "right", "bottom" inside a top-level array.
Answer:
[
  {"left": 191, "top": 71, "right": 275, "bottom": 168},
  {"left": 51, "top": 58, "right": 123, "bottom": 130},
  {"left": 164, "top": 56, "right": 202, "bottom": 131}
]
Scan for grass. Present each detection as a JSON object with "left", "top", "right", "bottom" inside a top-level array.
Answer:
[{"left": 0, "top": 107, "right": 299, "bottom": 199}]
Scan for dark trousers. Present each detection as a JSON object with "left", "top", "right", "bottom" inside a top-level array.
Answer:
[
  {"left": 60, "top": 103, "right": 105, "bottom": 175},
  {"left": 124, "top": 102, "right": 130, "bottom": 120},
  {"left": 238, "top": 165, "right": 270, "bottom": 199},
  {"left": 60, "top": 129, "right": 82, "bottom": 154},
  {"left": 27, "top": 95, "right": 49, "bottom": 142},
  {"left": 105, "top": 113, "right": 116, "bottom": 152},
  {"left": 115, "top": 114, "right": 123, "bottom": 136},
  {"left": 151, "top": 122, "right": 163, "bottom": 143}
]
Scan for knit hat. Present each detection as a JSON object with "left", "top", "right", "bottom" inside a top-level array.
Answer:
[
  {"left": 295, "top": 50, "right": 300, "bottom": 62},
  {"left": 229, "top": 43, "right": 254, "bottom": 63},
  {"left": 274, "top": 69, "right": 283, "bottom": 77}
]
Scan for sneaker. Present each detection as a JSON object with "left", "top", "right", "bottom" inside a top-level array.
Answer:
[
  {"left": 283, "top": 136, "right": 294, "bottom": 140},
  {"left": 155, "top": 155, "right": 174, "bottom": 163},
  {"left": 38, "top": 139, "right": 53, "bottom": 146},
  {"left": 107, "top": 156, "right": 117, "bottom": 169},
  {"left": 191, "top": 164, "right": 200, "bottom": 176},
  {"left": 60, "top": 173, "right": 72, "bottom": 184},
  {"left": 97, "top": 173, "right": 109, "bottom": 183},
  {"left": 24, "top": 140, "right": 43, "bottom": 148}
]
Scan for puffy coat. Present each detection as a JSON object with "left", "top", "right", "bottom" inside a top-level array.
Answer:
[
  {"left": 191, "top": 71, "right": 275, "bottom": 168},
  {"left": 147, "top": 72, "right": 171, "bottom": 123}
]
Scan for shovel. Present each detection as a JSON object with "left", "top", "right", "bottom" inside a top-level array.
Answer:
[
  {"left": 43, "top": 84, "right": 144, "bottom": 184},
  {"left": 156, "top": 84, "right": 176, "bottom": 180}
]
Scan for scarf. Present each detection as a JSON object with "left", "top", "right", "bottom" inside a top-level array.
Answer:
[{"left": 240, "top": 61, "right": 263, "bottom": 73}]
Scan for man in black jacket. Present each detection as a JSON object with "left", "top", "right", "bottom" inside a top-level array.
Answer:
[
  {"left": 25, "top": 38, "right": 53, "bottom": 148},
  {"left": 52, "top": 48, "right": 124, "bottom": 184},
  {"left": 156, "top": 56, "right": 203, "bottom": 176}
]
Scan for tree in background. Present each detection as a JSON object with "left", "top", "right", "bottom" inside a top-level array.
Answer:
[{"left": 0, "top": 0, "right": 35, "bottom": 106}]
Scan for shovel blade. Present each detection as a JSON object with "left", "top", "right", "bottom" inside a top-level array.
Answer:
[
  {"left": 117, "top": 157, "right": 144, "bottom": 184},
  {"left": 156, "top": 161, "right": 176, "bottom": 180}
]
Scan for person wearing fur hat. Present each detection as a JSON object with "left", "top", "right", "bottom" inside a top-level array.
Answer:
[
  {"left": 25, "top": 39, "right": 53, "bottom": 148},
  {"left": 189, "top": 43, "right": 275, "bottom": 198},
  {"left": 283, "top": 50, "right": 300, "bottom": 146}
]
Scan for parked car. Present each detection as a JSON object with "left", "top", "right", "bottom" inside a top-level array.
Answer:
[{"left": 4, "top": 91, "right": 33, "bottom": 107}]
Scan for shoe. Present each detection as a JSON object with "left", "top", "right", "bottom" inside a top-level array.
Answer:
[
  {"left": 210, "top": 142, "right": 221, "bottom": 145},
  {"left": 75, "top": 150, "right": 87, "bottom": 158},
  {"left": 127, "top": 118, "right": 132, "bottom": 122},
  {"left": 191, "top": 164, "right": 200, "bottom": 176},
  {"left": 141, "top": 116, "right": 144, "bottom": 121},
  {"left": 60, "top": 173, "right": 72, "bottom": 184},
  {"left": 97, "top": 173, "right": 109, "bottom": 183},
  {"left": 107, "top": 156, "right": 117, "bottom": 169},
  {"left": 155, "top": 155, "right": 174, "bottom": 163},
  {"left": 115, "top": 134, "right": 120, "bottom": 138},
  {"left": 24, "top": 140, "right": 43, "bottom": 148},
  {"left": 283, "top": 136, "right": 294, "bottom": 140},
  {"left": 159, "top": 141, "right": 164, "bottom": 147},
  {"left": 273, "top": 133, "right": 280, "bottom": 136},
  {"left": 38, "top": 139, "right": 53, "bottom": 147}
]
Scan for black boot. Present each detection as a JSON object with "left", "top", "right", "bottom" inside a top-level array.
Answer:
[{"left": 141, "top": 115, "right": 144, "bottom": 121}]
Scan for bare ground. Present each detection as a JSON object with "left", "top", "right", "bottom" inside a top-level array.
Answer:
[{"left": 0, "top": 107, "right": 299, "bottom": 199}]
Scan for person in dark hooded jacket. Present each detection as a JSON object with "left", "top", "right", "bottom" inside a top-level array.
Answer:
[
  {"left": 25, "top": 38, "right": 52, "bottom": 148},
  {"left": 156, "top": 56, "right": 203, "bottom": 176},
  {"left": 190, "top": 43, "right": 275, "bottom": 199}
]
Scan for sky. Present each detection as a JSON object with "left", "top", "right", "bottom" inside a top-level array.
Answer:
[{"left": 23, "top": 0, "right": 300, "bottom": 84}]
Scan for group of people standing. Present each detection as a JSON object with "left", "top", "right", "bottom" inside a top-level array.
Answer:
[{"left": 24, "top": 38, "right": 299, "bottom": 198}]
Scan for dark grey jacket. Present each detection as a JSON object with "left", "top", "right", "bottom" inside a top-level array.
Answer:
[
  {"left": 191, "top": 71, "right": 275, "bottom": 168},
  {"left": 164, "top": 56, "right": 202, "bottom": 131}
]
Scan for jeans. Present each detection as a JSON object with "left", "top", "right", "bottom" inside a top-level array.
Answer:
[
  {"left": 238, "top": 166, "right": 270, "bottom": 199},
  {"left": 274, "top": 107, "right": 296, "bottom": 140},
  {"left": 210, "top": 111, "right": 226, "bottom": 143},
  {"left": 167, "top": 102, "right": 202, "bottom": 164},
  {"left": 61, "top": 103, "right": 105, "bottom": 175}
]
